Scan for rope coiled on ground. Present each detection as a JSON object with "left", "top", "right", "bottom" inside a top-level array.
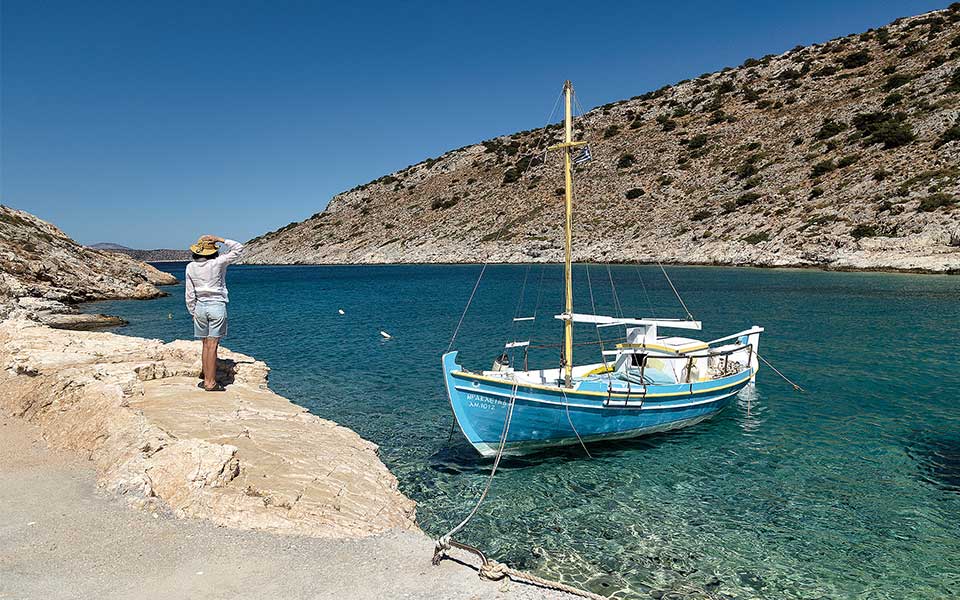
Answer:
[
  {"left": 433, "top": 536, "right": 606, "bottom": 600},
  {"left": 481, "top": 559, "right": 606, "bottom": 600}
]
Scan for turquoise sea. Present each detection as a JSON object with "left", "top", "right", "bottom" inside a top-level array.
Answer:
[{"left": 86, "top": 263, "right": 960, "bottom": 599}]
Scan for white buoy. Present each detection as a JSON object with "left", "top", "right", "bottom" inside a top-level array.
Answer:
[
  {"left": 338, "top": 309, "right": 345, "bottom": 315},
  {"left": 379, "top": 330, "right": 392, "bottom": 339}
]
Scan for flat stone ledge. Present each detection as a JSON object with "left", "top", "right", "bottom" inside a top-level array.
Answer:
[{"left": 0, "top": 319, "right": 418, "bottom": 538}]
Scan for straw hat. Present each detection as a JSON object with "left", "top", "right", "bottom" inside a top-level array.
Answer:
[{"left": 189, "top": 238, "right": 218, "bottom": 256}]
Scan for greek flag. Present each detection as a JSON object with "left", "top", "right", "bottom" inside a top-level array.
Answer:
[{"left": 573, "top": 145, "right": 592, "bottom": 165}]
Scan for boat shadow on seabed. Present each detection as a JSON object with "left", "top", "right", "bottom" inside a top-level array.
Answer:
[{"left": 906, "top": 429, "right": 960, "bottom": 494}]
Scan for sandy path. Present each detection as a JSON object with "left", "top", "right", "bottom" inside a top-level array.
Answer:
[{"left": 0, "top": 416, "right": 574, "bottom": 600}]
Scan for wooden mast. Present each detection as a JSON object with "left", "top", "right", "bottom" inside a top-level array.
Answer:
[
  {"left": 561, "top": 81, "right": 575, "bottom": 387},
  {"left": 548, "top": 81, "right": 585, "bottom": 387}
]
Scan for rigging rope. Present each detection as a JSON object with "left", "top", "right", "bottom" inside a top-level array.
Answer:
[
  {"left": 508, "top": 264, "right": 533, "bottom": 365},
  {"left": 572, "top": 90, "right": 596, "bottom": 141},
  {"left": 512, "top": 264, "right": 532, "bottom": 321},
  {"left": 585, "top": 265, "right": 609, "bottom": 372},
  {"left": 446, "top": 263, "right": 490, "bottom": 353},
  {"left": 658, "top": 261, "right": 695, "bottom": 321},
  {"left": 634, "top": 265, "right": 656, "bottom": 318},
  {"left": 606, "top": 265, "right": 624, "bottom": 318},
  {"left": 529, "top": 90, "right": 565, "bottom": 172},
  {"left": 447, "top": 85, "right": 566, "bottom": 438},
  {"left": 531, "top": 264, "right": 547, "bottom": 322}
]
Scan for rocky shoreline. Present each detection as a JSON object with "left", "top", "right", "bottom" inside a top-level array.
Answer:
[
  {"left": 235, "top": 257, "right": 960, "bottom": 275},
  {"left": 0, "top": 319, "right": 418, "bottom": 538},
  {"left": 1, "top": 205, "right": 180, "bottom": 329},
  {"left": 0, "top": 206, "right": 425, "bottom": 539}
]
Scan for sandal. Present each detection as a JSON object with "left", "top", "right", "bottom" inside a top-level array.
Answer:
[{"left": 203, "top": 383, "right": 226, "bottom": 392}]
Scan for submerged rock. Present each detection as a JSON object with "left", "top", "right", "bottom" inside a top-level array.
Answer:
[
  {"left": 13, "top": 297, "right": 127, "bottom": 330},
  {"left": 43, "top": 312, "right": 128, "bottom": 330}
]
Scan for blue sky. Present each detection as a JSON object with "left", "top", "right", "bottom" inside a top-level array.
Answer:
[{"left": 1, "top": 0, "right": 949, "bottom": 248}]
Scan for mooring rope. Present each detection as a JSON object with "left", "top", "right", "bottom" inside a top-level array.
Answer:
[
  {"left": 434, "top": 383, "right": 604, "bottom": 600},
  {"left": 437, "top": 383, "right": 518, "bottom": 543},
  {"left": 757, "top": 354, "right": 805, "bottom": 392},
  {"left": 476, "top": 560, "right": 607, "bottom": 600},
  {"left": 561, "top": 386, "right": 593, "bottom": 458}
]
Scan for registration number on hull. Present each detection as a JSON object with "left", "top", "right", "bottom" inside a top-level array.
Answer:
[{"left": 466, "top": 392, "right": 508, "bottom": 411}]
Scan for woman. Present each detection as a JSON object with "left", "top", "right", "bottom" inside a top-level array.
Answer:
[{"left": 185, "top": 235, "right": 244, "bottom": 391}]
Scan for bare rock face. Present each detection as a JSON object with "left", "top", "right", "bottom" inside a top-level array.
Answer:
[
  {"left": 0, "top": 205, "right": 178, "bottom": 325},
  {"left": 242, "top": 7, "right": 960, "bottom": 273},
  {"left": 0, "top": 320, "right": 418, "bottom": 538}
]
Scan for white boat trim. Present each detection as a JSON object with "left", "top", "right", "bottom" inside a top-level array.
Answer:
[
  {"left": 555, "top": 313, "right": 702, "bottom": 330},
  {"left": 504, "top": 341, "right": 530, "bottom": 348},
  {"left": 453, "top": 385, "right": 741, "bottom": 411},
  {"left": 705, "top": 326, "right": 765, "bottom": 346}
]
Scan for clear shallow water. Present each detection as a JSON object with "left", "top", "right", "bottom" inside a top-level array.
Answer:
[{"left": 87, "top": 264, "right": 960, "bottom": 599}]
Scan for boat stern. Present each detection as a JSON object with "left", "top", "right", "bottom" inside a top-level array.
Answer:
[{"left": 746, "top": 326, "right": 763, "bottom": 382}]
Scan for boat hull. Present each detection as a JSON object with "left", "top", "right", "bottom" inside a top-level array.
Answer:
[{"left": 442, "top": 351, "right": 752, "bottom": 457}]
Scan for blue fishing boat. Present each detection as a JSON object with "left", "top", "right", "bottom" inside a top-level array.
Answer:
[{"left": 442, "top": 81, "right": 764, "bottom": 457}]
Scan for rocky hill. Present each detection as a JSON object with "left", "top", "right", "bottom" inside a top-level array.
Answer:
[
  {"left": 0, "top": 205, "right": 178, "bottom": 328},
  {"left": 90, "top": 243, "right": 191, "bottom": 262},
  {"left": 242, "top": 6, "right": 960, "bottom": 273}
]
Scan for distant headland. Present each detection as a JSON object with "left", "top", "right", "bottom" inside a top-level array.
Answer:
[{"left": 88, "top": 242, "right": 191, "bottom": 263}]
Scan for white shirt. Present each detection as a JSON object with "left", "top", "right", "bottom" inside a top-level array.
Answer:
[{"left": 184, "top": 239, "right": 244, "bottom": 315}]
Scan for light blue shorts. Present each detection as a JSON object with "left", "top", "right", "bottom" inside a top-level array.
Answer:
[{"left": 194, "top": 301, "right": 228, "bottom": 339}]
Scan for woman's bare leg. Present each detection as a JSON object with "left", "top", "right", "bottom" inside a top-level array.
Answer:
[{"left": 202, "top": 337, "right": 220, "bottom": 389}]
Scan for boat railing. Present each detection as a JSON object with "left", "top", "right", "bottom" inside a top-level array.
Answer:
[
  {"left": 518, "top": 326, "right": 762, "bottom": 355},
  {"left": 526, "top": 336, "right": 627, "bottom": 350},
  {"left": 613, "top": 343, "right": 751, "bottom": 361},
  {"left": 703, "top": 326, "right": 764, "bottom": 347},
  {"left": 517, "top": 334, "right": 756, "bottom": 374},
  {"left": 601, "top": 326, "right": 763, "bottom": 358},
  {"left": 608, "top": 338, "right": 758, "bottom": 386}
]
